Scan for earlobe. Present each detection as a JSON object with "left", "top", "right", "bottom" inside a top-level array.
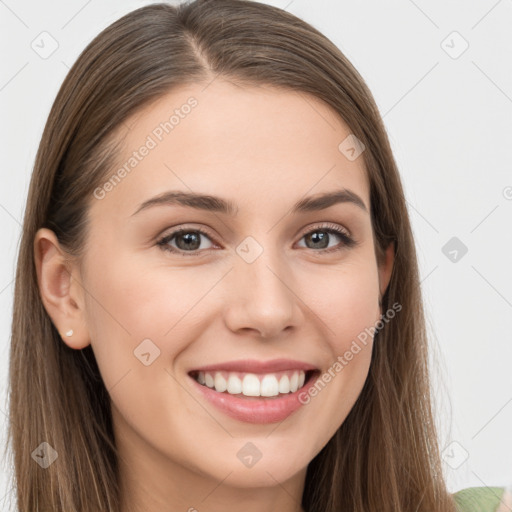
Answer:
[{"left": 34, "top": 228, "right": 90, "bottom": 350}]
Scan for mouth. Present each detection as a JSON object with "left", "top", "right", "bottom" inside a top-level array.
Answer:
[
  {"left": 187, "top": 360, "right": 321, "bottom": 424},
  {"left": 188, "top": 369, "right": 318, "bottom": 399}
]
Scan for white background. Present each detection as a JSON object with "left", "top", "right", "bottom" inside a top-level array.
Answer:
[{"left": 1, "top": 0, "right": 511, "bottom": 508}]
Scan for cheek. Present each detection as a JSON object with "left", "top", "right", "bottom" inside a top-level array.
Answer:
[
  {"left": 292, "top": 256, "right": 380, "bottom": 437},
  {"left": 297, "top": 253, "right": 381, "bottom": 351},
  {"left": 82, "top": 250, "right": 217, "bottom": 382},
  {"left": 85, "top": 248, "right": 188, "bottom": 335},
  {"left": 81, "top": 251, "right": 205, "bottom": 446}
]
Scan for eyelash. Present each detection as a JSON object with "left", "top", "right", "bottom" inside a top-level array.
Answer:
[{"left": 156, "top": 223, "right": 357, "bottom": 257}]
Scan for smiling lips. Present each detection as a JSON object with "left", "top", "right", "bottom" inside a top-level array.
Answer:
[
  {"left": 193, "top": 369, "right": 307, "bottom": 397},
  {"left": 188, "top": 359, "right": 319, "bottom": 423}
]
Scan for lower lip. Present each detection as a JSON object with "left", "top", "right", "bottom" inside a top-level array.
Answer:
[{"left": 189, "top": 373, "right": 318, "bottom": 424}]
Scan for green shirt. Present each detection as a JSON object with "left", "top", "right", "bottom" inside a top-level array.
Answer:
[{"left": 453, "top": 486, "right": 508, "bottom": 512}]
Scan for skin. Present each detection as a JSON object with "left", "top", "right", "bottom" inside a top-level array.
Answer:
[{"left": 35, "top": 79, "right": 394, "bottom": 512}]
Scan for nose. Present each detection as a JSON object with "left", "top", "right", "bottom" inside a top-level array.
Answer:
[{"left": 222, "top": 245, "right": 303, "bottom": 339}]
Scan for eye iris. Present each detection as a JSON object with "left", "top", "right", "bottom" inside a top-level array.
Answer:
[
  {"left": 176, "top": 231, "right": 201, "bottom": 251},
  {"left": 305, "top": 230, "right": 329, "bottom": 249}
]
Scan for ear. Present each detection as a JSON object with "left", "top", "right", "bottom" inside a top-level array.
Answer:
[
  {"left": 34, "top": 228, "right": 90, "bottom": 350},
  {"left": 377, "top": 242, "right": 395, "bottom": 310}
]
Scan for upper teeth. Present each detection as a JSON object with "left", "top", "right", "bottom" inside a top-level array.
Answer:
[{"left": 195, "top": 370, "right": 306, "bottom": 397}]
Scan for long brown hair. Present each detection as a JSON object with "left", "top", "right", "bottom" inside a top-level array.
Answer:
[{"left": 6, "top": 1, "right": 457, "bottom": 510}]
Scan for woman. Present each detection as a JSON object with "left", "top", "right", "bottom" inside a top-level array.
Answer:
[{"left": 5, "top": 0, "right": 510, "bottom": 510}]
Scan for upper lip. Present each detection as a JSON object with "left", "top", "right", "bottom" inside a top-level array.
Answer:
[{"left": 189, "top": 358, "right": 318, "bottom": 374}]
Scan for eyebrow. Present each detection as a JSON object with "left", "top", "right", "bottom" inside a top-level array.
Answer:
[{"left": 131, "top": 188, "right": 368, "bottom": 217}]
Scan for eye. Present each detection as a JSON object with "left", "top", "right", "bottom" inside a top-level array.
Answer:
[
  {"left": 156, "top": 227, "right": 217, "bottom": 257},
  {"left": 296, "top": 223, "right": 357, "bottom": 253}
]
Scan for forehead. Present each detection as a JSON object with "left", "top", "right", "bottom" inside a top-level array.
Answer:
[{"left": 91, "top": 80, "right": 370, "bottom": 221}]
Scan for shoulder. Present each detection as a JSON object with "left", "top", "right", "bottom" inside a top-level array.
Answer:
[{"left": 452, "top": 486, "right": 512, "bottom": 512}]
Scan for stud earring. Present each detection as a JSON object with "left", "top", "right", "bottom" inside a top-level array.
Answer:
[{"left": 65, "top": 329, "right": 74, "bottom": 337}]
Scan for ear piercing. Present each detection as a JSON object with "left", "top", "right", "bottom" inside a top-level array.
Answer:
[{"left": 65, "top": 329, "right": 74, "bottom": 337}]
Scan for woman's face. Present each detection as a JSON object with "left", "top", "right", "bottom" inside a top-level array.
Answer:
[{"left": 41, "top": 80, "right": 393, "bottom": 505}]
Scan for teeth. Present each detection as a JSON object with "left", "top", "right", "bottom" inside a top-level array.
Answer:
[
  {"left": 278, "top": 375, "right": 290, "bottom": 394},
  {"left": 260, "top": 375, "right": 279, "bottom": 397},
  {"left": 194, "top": 370, "right": 307, "bottom": 397},
  {"left": 227, "top": 374, "right": 242, "bottom": 394},
  {"left": 242, "top": 374, "right": 260, "bottom": 396},
  {"left": 214, "top": 372, "right": 227, "bottom": 393},
  {"left": 290, "top": 372, "right": 299, "bottom": 392},
  {"left": 204, "top": 373, "right": 214, "bottom": 388}
]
